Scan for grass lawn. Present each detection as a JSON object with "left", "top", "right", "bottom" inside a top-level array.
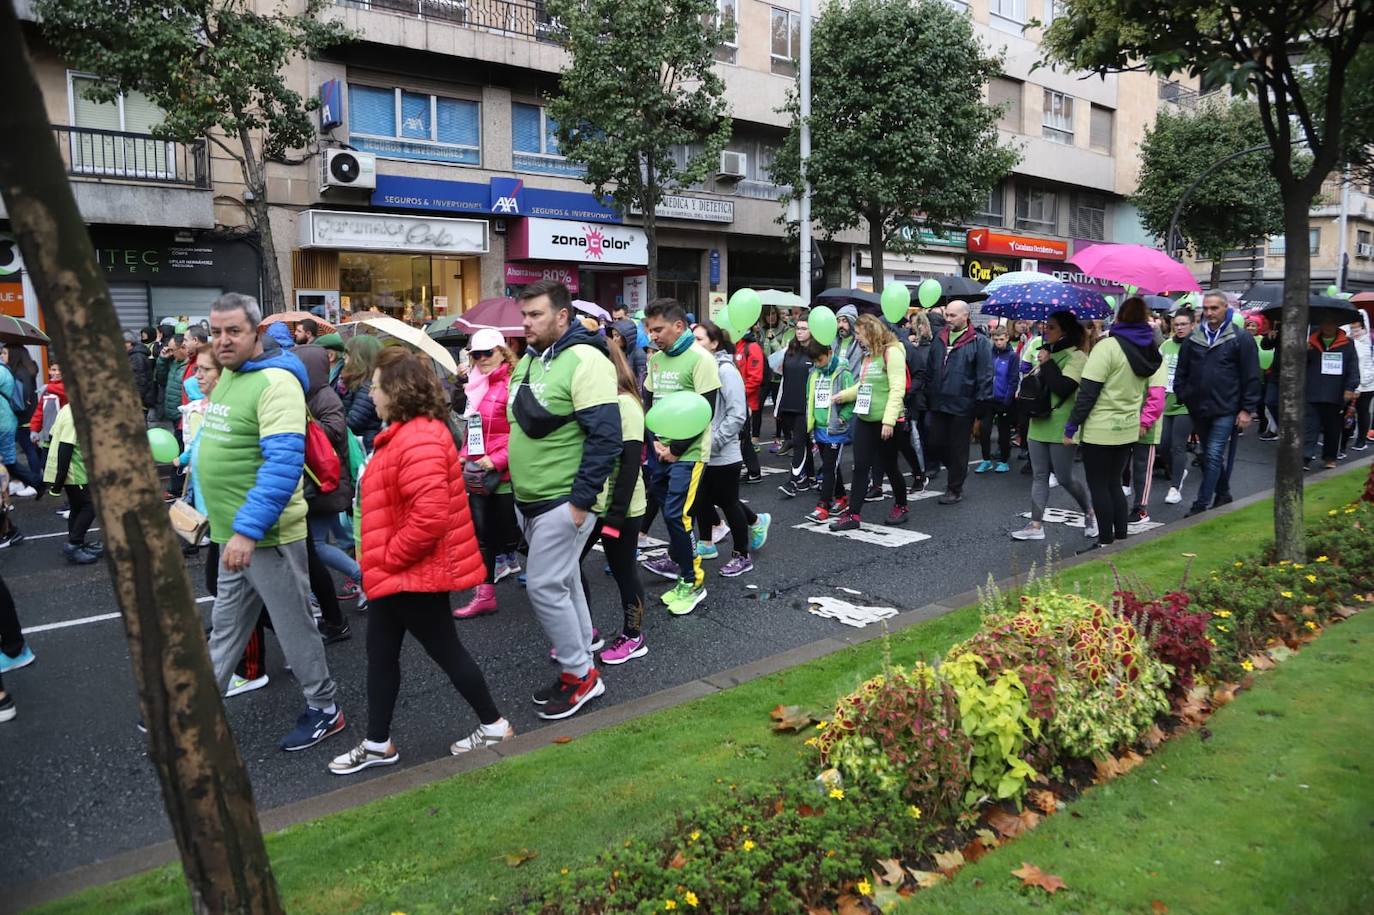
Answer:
[{"left": 36, "top": 468, "right": 1368, "bottom": 915}]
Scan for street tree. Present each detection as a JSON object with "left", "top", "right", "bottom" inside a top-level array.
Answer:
[
  {"left": 1134, "top": 98, "right": 1286, "bottom": 287},
  {"left": 546, "top": 0, "right": 732, "bottom": 296},
  {"left": 772, "top": 0, "right": 1018, "bottom": 293},
  {"left": 1040, "top": 0, "right": 1374, "bottom": 561},
  {"left": 35, "top": 0, "right": 353, "bottom": 314},
  {"left": 0, "top": 3, "right": 281, "bottom": 911}
]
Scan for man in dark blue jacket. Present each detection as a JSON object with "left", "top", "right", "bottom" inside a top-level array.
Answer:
[
  {"left": 1302, "top": 315, "right": 1359, "bottom": 469},
  {"left": 1173, "top": 291, "right": 1261, "bottom": 516},
  {"left": 927, "top": 300, "right": 992, "bottom": 504}
]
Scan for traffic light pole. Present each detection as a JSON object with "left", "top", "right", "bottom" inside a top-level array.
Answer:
[{"left": 799, "top": 0, "right": 812, "bottom": 304}]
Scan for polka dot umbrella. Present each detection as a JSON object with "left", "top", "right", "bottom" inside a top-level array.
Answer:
[{"left": 980, "top": 280, "right": 1113, "bottom": 322}]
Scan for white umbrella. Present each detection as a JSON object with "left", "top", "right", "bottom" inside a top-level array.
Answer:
[
  {"left": 757, "top": 289, "right": 805, "bottom": 308},
  {"left": 358, "top": 315, "right": 460, "bottom": 375}
]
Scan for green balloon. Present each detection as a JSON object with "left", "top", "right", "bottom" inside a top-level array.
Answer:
[
  {"left": 917, "top": 278, "right": 942, "bottom": 309},
  {"left": 715, "top": 304, "right": 731, "bottom": 332},
  {"left": 728, "top": 288, "right": 762, "bottom": 332},
  {"left": 645, "top": 391, "right": 713, "bottom": 441},
  {"left": 809, "top": 305, "right": 838, "bottom": 346},
  {"left": 1258, "top": 347, "right": 1274, "bottom": 371},
  {"left": 148, "top": 427, "right": 179, "bottom": 463},
  {"left": 881, "top": 284, "right": 911, "bottom": 323},
  {"left": 1326, "top": 284, "right": 1341, "bottom": 297}
]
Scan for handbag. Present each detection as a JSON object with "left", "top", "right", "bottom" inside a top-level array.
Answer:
[{"left": 168, "top": 468, "right": 209, "bottom": 545}]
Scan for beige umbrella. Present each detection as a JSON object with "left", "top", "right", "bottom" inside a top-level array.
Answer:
[
  {"left": 357, "top": 315, "right": 459, "bottom": 375},
  {"left": 258, "top": 311, "right": 338, "bottom": 334}
]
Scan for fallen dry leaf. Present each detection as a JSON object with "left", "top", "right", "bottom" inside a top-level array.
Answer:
[
  {"left": 769, "top": 704, "right": 819, "bottom": 732},
  {"left": 907, "top": 869, "right": 946, "bottom": 890},
  {"left": 835, "top": 894, "right": 866, "bottom": 915},
  {"left": 1300, "top": 604, "right": 1317, "bottom": 618},
  {"left": 1027, "top": 788, "right": 1060, "bottom": 815},
  {"left": 552, "top": 736, "right": 573, "bottom": 745},
  {"left": 1152, "top": 901, "right": 1169, "bottom": 914},
  {"left": 667, "top": 851, "right": 687, "bottom": 870},
  {"left": 1011, "top": 862, "right": 1068, "bottom": 894},
  {"left": 871, "top": 882, "right": 904, "bottom": 912},
  {"left": 874, "top": 858, "right": 905, "bottom": 886},
  {"left": 933, "top": 848, "right": 966, "bottom": 875},
  {"left": 975, "top": 828, "right": 1001, "bottom": 848},
  {"left": 1271, "top": 610, "right": 1293, "bottom": 628},
  {"left": 987, "top": 806, "right": 1041, "bottom": 838},
  {"left": 1248, "top": 653, "right": 1277, "bottom": 671},
  {"left": 1267, "top": 645, "right": 1296, "bottom": 663},
  {"left": 797, "top": 803, "right": 819, "bottom": 817},
  {"left": 961, "top": 837, "right": 992, "bottom": 864},
  {"left": 1211, "top": 682, "right": 1240, "bottom": 708},
  {"left": 1094, "top": 750, "right": 1146, "bottom": 783},
  {"left": 1332, "top": 605, "right": 1358, "bottom": 620},
  {"left": 503, "top": 848, "right": 538, "bottom": 867},
  {"left": 1140, "top": 723, "right": 1168, "bottom": 750}
]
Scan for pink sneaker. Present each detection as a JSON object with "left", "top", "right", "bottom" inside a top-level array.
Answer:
[
  {"left": 599, "top": 633, "right": 647, "bottom": 665},
  {"left": 453, "top": 584, "right": 497, "bottom": 619}
]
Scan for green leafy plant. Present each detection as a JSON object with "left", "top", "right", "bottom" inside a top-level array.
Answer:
[{"left": 940, "top": 653, "right": 1041, "bottom": 806}]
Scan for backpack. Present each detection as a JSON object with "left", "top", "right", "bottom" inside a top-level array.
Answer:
[
  {"left": 1016, "top": 368, "right": 1056, "bottom": 419},
  {"left": 6, "top": 370, "right": 34, "bottom": 422},
  {"left": 303, "top": 418, "right": 341, "bottom": 494}
]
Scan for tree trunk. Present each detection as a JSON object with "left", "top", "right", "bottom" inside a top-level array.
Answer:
[
  {"left": 0, "top": 8, "right": 283, "bottom": 912},
  {"left": 644, "top": 157, "right": 659, "bottom": 300},
  {"left": 237, "top": 123, "right": 285, "bottom": 314},
  {"left": 868, "top": 210, "right": 885, "bottom": 294},
  {"left": 1273, "top": 188, "right": 1314, "bottom": 562},
  {"left": 1209, "top": 258, "right": 1223, "bottom": 289}
]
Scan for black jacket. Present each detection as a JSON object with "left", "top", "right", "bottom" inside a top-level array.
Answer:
[
  {"left": 1174, "top": 318, "right": 1262, "bottom": 419},
  {"left": 928, "top": 325, "right": 993, "bottom": 417},
  {"left": 1305, "top": 332, "right": 1360, "bottom": 405},
  {"left": 128, "top": 347, "right": 155, "bottom": 408},
  {"left": 296, "top": 345, "right": 353, "bottom": 515},
  {"left": 776, "top": 345, "right": 813, "bottom": 415}
]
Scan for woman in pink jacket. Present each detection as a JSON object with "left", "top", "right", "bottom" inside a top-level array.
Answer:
[{"left": 454, "top": 328, "right": 520, "bottom": 618}]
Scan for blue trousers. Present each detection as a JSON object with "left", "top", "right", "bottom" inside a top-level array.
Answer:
[
  {"left": 648, "top": 457, "right": 705, "bottom": 588},
  {"left": 1190, "top": 414, "right": 1236, "bottom": 511}
]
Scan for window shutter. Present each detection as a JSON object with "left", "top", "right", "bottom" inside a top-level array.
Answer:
[
  {"left": 348, "top": 85, "right": 396, "bottom": 137},
  {"left": 436, "top": 98, "right": 479, "bottom": 147},
  {"left": 399, "top": 91, "right": 431, "bottom": 140},
  {"left": 512, "top": 103, "right": 543, "bottom": 153}
]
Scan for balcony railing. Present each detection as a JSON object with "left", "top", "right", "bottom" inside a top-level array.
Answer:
[
  {"left": 54, "top": 125, "right": 210, "bottom": 189},
  {"left": 339, "top": 0, "right": 564, "bottom": 42}
]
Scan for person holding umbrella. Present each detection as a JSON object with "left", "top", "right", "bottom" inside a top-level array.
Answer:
[{"left": 1303, "top": 312, "right": 1359, "bottom": 469}]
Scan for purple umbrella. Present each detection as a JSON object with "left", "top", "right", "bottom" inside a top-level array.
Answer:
[
  {"left": 980, "top": 280, "right": 1112, "bottom": 321},
  {"left": 453, "top": 297, "right": 525, "bottom": 336}
]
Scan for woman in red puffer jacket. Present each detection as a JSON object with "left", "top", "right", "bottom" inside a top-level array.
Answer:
[{"left": 328, "top": 347, "right": 512, "bottom": 777}]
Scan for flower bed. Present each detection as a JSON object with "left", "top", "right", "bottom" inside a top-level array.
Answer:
[{"left": 527, "top": 500, "right": 1374, "bottom": 914}]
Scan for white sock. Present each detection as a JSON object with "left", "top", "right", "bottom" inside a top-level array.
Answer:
[
  {"left": 363, "top": 738, "right": 390, "bottom": 752},
  {"left": 321, "top": 703, "right": 337, "bottom": 716},
  {"left": 480, "top": 718, "right": 509, "bottom": 735}
]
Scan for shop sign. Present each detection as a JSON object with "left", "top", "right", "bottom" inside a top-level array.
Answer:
[
  {"left": 0, "top": 280, "right": 23, "bottom": 318},
  {"left": 708, "top": 291, "right": 727, "bottom": 319},
  {"left": 299, "top": 209, "right": 489, "bottom": 254},
  {"left": 965, "top": 228, "right": 1068, "bottom": 261},
  {"left": 319, "top": 80, "right": 342, "bottom": 130},
  {"left": 504, "top": 262, "right": 580, "bottom": 293},
  {"left": 0, "top": 235, "right": 20, "bottom": 276},
  {"left": 508, "top": 217, "right": 647, "bottom": 266},
  {"left": 631, "top": 194, "right": 735, "bottom": 223},
  {"left": 1036, "top": 264, "right": 1124, "bottom": 295},
  {"left": 897, "top": 225, "right": 965, "bottom": 248},
  {"left": 623, "top": 275, "right": 649, "bottom": 310},
  {"left": 372, "top": 175, "right": 622, "bottom": 224},
  {"left": 963, "top": 257, "right": 1017, "bottom": 283}
]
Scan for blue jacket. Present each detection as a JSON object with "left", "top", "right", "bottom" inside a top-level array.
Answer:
[{"left": 989, "top": 345, "right": 1018, "bottom": 407}]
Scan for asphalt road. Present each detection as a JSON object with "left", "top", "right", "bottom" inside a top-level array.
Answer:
[{"left": 0, "top": 431, "right": 1332, "bottom": 886}]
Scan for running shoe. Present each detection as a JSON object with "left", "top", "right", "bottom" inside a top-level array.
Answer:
[
  {"left": 10, "top": 484, "right": 36, "bottom": 498},
  {"left": 0, "top": 693, "right": 14, "bottom": 723},
  {"left": 884, "top": 505, "right": 909, "bottom": 526},
  {"left": 1048, "top": 473, "right": 1059, "bottom": 489},
  {"left": 741, "top": 473, "right": 763, "bottom": 484},
  {"left": 83, "top": 540, "right": 104, "bottom": 557},
  {"left": 600, "top": 633, "right": 647, "bottom": 665},
  {"left": 829, "top": 513, "right": 861, "bottom": 532},
  {"left": 710, "top": 522, "right": 730, "bottom": 544},
  {"left": 1165, "top": 487, "right": 1183, "bottom": 505},
  {"left": 308, "top": 593, "right": 321, "bottom": 620},
  {"left": 328, "top": 741, "right": 398, "bottom": 775},
  {"left": 778, "top": 480, "right": 800, "bottom": 498},
  {"left": 1084, "top": 516, "right": 1100, "bottom": 538},
  {"left": 1132, "top": 508, "right": 1151, "bottom": 524},
  {"left": 548, "top": 629, "right": 605, "bottom": 662},
  {"left": 279, "top": 706, "right": 346, "bottom": 752},
  {"left": 336, "top": 578, "right": 360, "bottom": 600},
  {"left": 796, "top": 477, "right": 816, "bottom": 492},
  {"left": 805, "top": 504, "right": 830, "bottom": 523},
  {"left": 769, "top": 441, "right": 791, "bottom": 455},
  {"left": 226, "top": 674, "right": 269, "bottom": 697},
  {"left": 719, "top": 554, "right": 753, "bottom": 577},
  {"left": 0, "top": 645, "right": 35, "bottom": 674},
  {"left": 1259, "top": 430, "right": 1279, "bottom": 441},
  {"left": 0, "top": 530, "right": 25, "bottom": 549},
  {"left": 830, "top": 496, "right": 850, "bottom": 515},
  {"left": 994, "top": 462, "right": 1010, "bottom": 473},
  {"left": 748, "top": 513, "right": 771, "bottom": 552},
  {"left": 318, "top": 620, "right": 352, "bottom": 644},
  {"left": 665, "top": 581, "right": 708, "bottom": 615},
  {"left": 974, "top": 460, "right": 994, "bottom": 473},
  {"left": 450, "top": 719, "right": 515, "bottom": 754},
  {"left": 63, "top": 542, "right": 99, "bottom": 565},
  {"left": 864, "top": 485, "right": 884, "bottom": 503},
  {"left": 1010, "top": 524, "right": 1045, "bottom": 541},
  {"left": 537, "top": 669, "right": 606, "bottom": 720},
  {"left": 641, "top": 556, "right": 682, "bottom": 580}
]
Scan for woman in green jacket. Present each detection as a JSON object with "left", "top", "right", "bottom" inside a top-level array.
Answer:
[{"left": 829, "top": 314, "right": 909, "bottom": 530}]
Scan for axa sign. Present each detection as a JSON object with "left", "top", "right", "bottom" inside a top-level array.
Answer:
[
  {"left": 965, "top": 228, "right": 1068, "bottom": 261},
  {"left": 489, "top": 177, "right": 524, "bottom": 215},
  {"left": 511, "top": 217, "right": 648, "bottom": 265}
]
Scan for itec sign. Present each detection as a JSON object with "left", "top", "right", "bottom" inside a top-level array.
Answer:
[
  {"left": 508, "top": 217, "right": 648, "bottom": 266},
  {"left": 965, "top": 228, "right": 1068, "bottom": 261}
]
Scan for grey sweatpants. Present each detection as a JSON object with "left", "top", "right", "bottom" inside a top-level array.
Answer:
[
  {"left": 519, "top": 502, "right": 598, "bottom": 678},
  {"left": 1027, "top": 439, "right": 1092, "bottom": 522},
  {"left": 207, "top": 539, "right": 337, "bottom": 709}
]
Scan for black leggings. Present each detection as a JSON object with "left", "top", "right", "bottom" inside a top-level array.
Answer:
[
  {"left": 64, "top": 484, "right": 96, "bottom": 545},
  {"left": 693, "top": 462, "right": 757, "bottom": 556},
  {"left": 1081, "top": 442, "right": 1133, "bottom": 544},
  {"left": 469, "top": 489, "right": 518, "bottom": 584},
  {"left": 1305, "top": 402, "right": 1345, "bottom": 462},
  {"left": 0, "top": 573, "right": 24, "bottom": 659},
  {"left": 739, "top": 415, "right": 761, "bottom": 477},
  {"left": 851, "top": 419, "right": 906, "bottom": 514},
  {"left": 578, "top": 516, "right": 647, "bottom": 637},
  {"left": 978, "top": 406, "right": 1014, "bottom": 462},
  {"left": 782, "top": 411, "right": 813, "bottom": 482},
  {"left": 1347, "top": 392, "right": 1374, "bottom": 447},
  {"left": 816, "top": 441, "right": 848, "bottom": 504},
  {"left": 366, "top": 590, "right": 500, "bottom": 742}
]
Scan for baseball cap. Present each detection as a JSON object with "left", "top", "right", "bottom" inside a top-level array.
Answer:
[{"left": 469, "top": 328, "right": 505, "bottom": 353}]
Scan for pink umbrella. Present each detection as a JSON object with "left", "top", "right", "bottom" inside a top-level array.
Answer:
[
  {"left": 1067, "top": 243, "right": 1201, "bottom": 295},
  {"left": 453, "top": 297, "right": 525, "bottom": 336}
]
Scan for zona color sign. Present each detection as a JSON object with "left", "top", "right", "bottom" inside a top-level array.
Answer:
[{"left": 965, "top": 228, "right": 1068, "bottom": 261}]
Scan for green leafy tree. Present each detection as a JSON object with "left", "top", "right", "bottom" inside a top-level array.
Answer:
[
  {"left": 35, "top": 0, "right": 353, "bottom": 312},
  {"left": 546, "top": 0, "right": 732, "bottom": 295},
  {"left": 1040, "top": 0, "right": 1374, "bottom": 561},
  {"left": 1135, "top": 99, "right": 1286, "bottom": 287},
  {"left": 772, "top": 0, "right": 1018, "bottom": 293}
]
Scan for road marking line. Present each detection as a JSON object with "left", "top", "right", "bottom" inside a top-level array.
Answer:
[
  {"left": 792, "top": 521, "right": 931, "bottom": 548},
  {"left": 22, "top": 527, "right": 103, "bottom": 541},
  {"left": 26, "top": 597, "right": 215, "bottom": 633}
]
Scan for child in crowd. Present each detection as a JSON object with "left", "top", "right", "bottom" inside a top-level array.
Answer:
[
  {"left": 975, "top": 326, "right": 1018, "bottom": 474},
  {"left": 804, "top": 339, "right": 856, "bottom": 524}
]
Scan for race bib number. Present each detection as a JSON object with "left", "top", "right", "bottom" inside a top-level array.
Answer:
[
  {"left": 855, "top": 384, "right": 873, "bottom": 415},
  {"left": 1321, "top": 352, "right": 1343, "bottom": 376},
  {"left": 1165, "top": 356, "right": 1177, "bottom": 394},
  {"left": 466, "top": 414, "right": 485, "bottom": 455},
  {"left": 814, "top": 378, "right": 831, "bottom": 409}
]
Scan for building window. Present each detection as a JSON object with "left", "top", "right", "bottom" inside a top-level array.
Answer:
[
  {"left": 1043, "top": 0, "right": 1065, "bottom": 25},
  {"left": 67, "top": 72, "right": 178, "bottom": 178},
  {"left": 989, "top": 78, "right": 1023, "bottom": 133},
  {"left": 1015, "top": 184, "right": 1058, "bottom": 233},
  {"left": 512, "top": 102, "right": 585, "bottom": 177},
  {"left": 1358, "top": 229, "right": 1373, "bottom": 258},
  {"left": 348, "top": 84, "right": 479, "bottom": 165},
  {"left": 976, "top": 182, "right": 1007, "bottom": 227},
  {"left": 714, "top": 0, "right": 738, "bottom": 64},
  {"left": 1072, "top": 193, "right": 1107, "bottom": 240},
  {"left": 1267, "top": 229, "right": 1322, "bottom": 255},
  {"left": 990, "top": 0, "right": 1027, "bottom": 23},
  {"left": 771, "top": 8, "right": 801, "bottom": 78},
  {"left": 1042, "top": 89, "right": 1074, "bottom": 145},
  {"left": 1089, "top": 105, "right": 1113, "bottom": 153}
]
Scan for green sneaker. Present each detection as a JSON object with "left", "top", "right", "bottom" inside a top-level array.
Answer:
[
  {"left": 696, "top": 541, "right": 719, "bottom": 560},
  {"left": 666, "top": 581, "right": 707, "bottom": 616}
]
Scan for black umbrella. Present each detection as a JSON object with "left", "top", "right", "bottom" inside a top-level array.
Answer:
[
  {"left": 1239, "top": 282, "right": 1334, "bottom": 307},
  {"left": 1259, "top": 295, "right": 1361, "bottom": 324},
  {"left": 1142, "top": 295, "right": 1176, "bottom": 312},
  {"left": 814, "top": 287, "right": 882, "bottom": 315},
  {"left": 925, "top": 275, "right": 987, "bottom": 303}
]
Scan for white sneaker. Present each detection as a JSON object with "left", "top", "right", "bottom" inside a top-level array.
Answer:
[
  {"left": 6, "top": 481, "right": 19, "bottom": 495},
  {"left": 710, "top": 522, "right": 730, "bottom": 544},
  {"left": 226, "top": 674, "right": 269, "bottom": 697},
  {"left": 1165, "top": 487, "right": 1183, "bottom": 505},
  {"left": 1122, "top": 485, "right": 1132, "bottom": 497},
  {"left": 329, "top": 740, "right": 399, "bottom": 775},
  {"left": 1010, "top": 524, "right": 1045, "bottom": 541},
  {"left": 451, "top": 719, "right": 514, "bottom": 755},
  {"left": 11, "top": 484, "right": 35, "bottom": 498},
  {"left": 1048, "top": 473, "right": 1059, "bottom": 489},
  {"left": 1084, "top": 516, "right": 1099, "bottom": 538}
]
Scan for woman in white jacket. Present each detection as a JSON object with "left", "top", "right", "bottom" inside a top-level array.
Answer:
[
  {"left": 692, "top": 321, "right": 770, "bottom": 578},
  {"left": 1346, "top": 320, "right": 1374, "bottom": 452}
]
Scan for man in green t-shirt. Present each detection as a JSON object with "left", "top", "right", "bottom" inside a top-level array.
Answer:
[
  {"left": 1159, "top": 309, "right": 1194, "bottom": 505},
  {"left": 507, "top": 279, "right": 622, "bottom": 720},
  {"left": 639, "top": 299, "right": 720, "bottom": 617},
  {"left": 200, "top": 293, "right": 344, "bottom": 753}
]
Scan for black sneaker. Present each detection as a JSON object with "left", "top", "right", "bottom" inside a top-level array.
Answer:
[
  {"left": 829, "top": 513, "right": 861, "bottom": 532},
  {"left": 937, "top": 491, "right": 963, "bottom": 505},
  {"left": 796, "top": 477, "right": 816, "bottom": 492},
  {"left": 0, "top": 530, "right": 24, "bottom": 549},
  {"left": 1259, "top": 430, "right": 1279, "bottom": 442},
  {"left": 741, "top": 473, "right": 763, "bottom": 484},
  {"left": 532, "top": 677, "right": 563, "bottom": 705},
  {"left": 1212, "top": 494, "right": 1233, "bottom": 507},
  {"left": 537, "top": 669, "right": 606, "bottom": 720},
  {"left": 778, "top": 480, "right": 800, "bottom": 498},
  {"left": 0, "top": 692, "right": 15, "bottom": 723},
  {"left": 318, "top": 620, "right": 352, "bottom": 644},
  {"left": 864, "top": 485, "right": 884, "bottom": 503},
  {"left": 910, "top": 474, "right": 928, "bottom": 493}
]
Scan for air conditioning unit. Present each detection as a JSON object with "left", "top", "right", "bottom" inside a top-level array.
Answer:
[
  {"left": 717, "top": 150, "right": 747, "bottom": 181},
  {"left": 321, "top": 149, "right": 376, "bottom": 191},
  {"left": 1358, "top": 242, "right": 1374, "bottom": 259}
]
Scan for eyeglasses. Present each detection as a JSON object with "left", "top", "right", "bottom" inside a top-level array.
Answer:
[{"left": 470, "top": 349, "right": 495, "bottom": 359}]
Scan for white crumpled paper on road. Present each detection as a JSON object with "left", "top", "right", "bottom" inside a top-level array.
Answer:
[{"left": 807, "top": 596, "right": 899, "bottom": 628}]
